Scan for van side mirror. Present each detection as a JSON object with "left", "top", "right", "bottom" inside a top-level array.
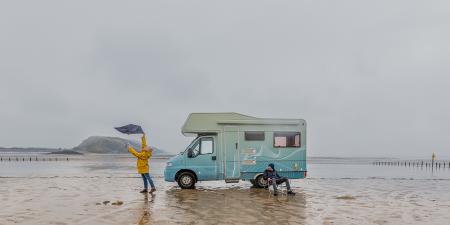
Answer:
[{"left": 187, "top": 148, "right": 193, "bottom": 158}]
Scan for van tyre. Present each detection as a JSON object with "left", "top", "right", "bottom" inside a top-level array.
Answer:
[
  {"left": 177, "top": 172, "right": 196, "bottom": 189},
  {"left": 255, "top": 174, "right": 268, "bottom": 188}
]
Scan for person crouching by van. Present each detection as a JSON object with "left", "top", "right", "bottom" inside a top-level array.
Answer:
[
  {"left": 128, "top": 134, "right": 156, "bottom": 193},
  {"left": 263, "top": 163, "right": 295, "bottom": 196}
]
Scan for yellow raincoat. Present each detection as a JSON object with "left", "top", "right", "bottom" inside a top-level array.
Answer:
[{"left": 128, "top": 134, "right": 152, "bottom": 174}]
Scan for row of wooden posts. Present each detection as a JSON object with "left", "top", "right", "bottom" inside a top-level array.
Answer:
[
  {"left": 373, "top": 161, "right": 450, "bottom": 168},
  {"left": 0, "top": 157, "right": 70, "bottom": 162}
]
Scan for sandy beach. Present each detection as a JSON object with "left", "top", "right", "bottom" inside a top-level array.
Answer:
[{"left": 1, "top": 156, "right": 450, "bottom": 225}]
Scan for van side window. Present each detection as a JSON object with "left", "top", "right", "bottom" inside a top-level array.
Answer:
[
  {"left": 274, "top": 132, "right": 300, "bottom": 148},
  {"left": 245, "top": 131, "right": 265, "bottom": 141},
  {"left": 200, "top": 137, "right": 213, "bottom": 154}
]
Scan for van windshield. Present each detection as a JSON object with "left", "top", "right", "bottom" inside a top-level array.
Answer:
[{"left": 183, "top": 137, "right": 200, "bottom": 153}]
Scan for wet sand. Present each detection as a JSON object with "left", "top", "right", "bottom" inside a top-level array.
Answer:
[{"left": 1, "top": 157, "right": 450, "bottom": 224}]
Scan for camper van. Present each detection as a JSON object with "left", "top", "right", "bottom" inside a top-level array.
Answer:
[{"left": 164, "top": 113, "right": 307, "bottom": 189}]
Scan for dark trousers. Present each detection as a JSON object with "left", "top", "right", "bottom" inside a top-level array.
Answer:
[
  {"left": 141, "top": 173, "right": 155, "bottom": 190},
  {"left": 272, "top": 177, "right": 291, "bottom": 191}
]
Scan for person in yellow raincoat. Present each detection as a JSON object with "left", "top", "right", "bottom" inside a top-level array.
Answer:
[{"left": 128, "top": 134, "right": 155, "bottom": 193}]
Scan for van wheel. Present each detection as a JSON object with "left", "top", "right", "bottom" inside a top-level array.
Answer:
[
  {"left": 177, "top": 172, "right": 196, "bottom": 189},
  {"left": 255, "top": 174, "right": 268, "bottom": 188}
]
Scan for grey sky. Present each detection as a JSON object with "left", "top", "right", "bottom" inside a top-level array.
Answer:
[{"left": 1, "top": 1, "right": 450, "bottom": 157}]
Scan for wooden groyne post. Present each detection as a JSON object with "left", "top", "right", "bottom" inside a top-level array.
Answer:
[
  {"left": 0, "top": 156, "right": 71, "bottom": 162},
  {"left": 373, "top": 159, "right": 449, "bottom": 170}
]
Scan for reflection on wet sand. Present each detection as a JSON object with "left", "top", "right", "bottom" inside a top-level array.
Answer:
[
  {"left": 143, "top": 185, "right": 306, "bottom": 224},
  {"left": 137, "top": 193, "right": 154, "bottom": 225}
]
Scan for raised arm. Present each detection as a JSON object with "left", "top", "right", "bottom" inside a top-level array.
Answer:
[
  {"left": 141, "top": 134, "right": 153, "bottom": 159},
  {"left": 128, "top": 145, "right": 148, "bottom": 160},
  {"left": 141, "top": 134, "right": 147, "bottom": 149},
  {"left": 128, "top": 145, "right": 140, "bottom": 157}
]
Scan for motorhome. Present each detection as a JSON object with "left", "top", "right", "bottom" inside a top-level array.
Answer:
[{"left": 164, "top": 113, "right": 307, "bottom": 189}]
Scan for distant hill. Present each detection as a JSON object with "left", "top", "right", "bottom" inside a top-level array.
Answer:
[
  {"left": 0, "top": 136, "right": 169, "bottom": 156},
  {"left": 73, "top": 136, "right": 168, "bottom": 155}
]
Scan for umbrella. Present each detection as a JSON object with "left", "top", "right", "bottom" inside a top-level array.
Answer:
[{"left": 114, "top": 124, "right": 144, "bottom": 135}]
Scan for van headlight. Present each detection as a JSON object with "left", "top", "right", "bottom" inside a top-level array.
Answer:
[{"left": 166, "top": 162, "right": 173, "bottom": 167}]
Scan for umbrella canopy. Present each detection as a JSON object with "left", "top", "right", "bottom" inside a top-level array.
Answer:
[{"left": 114, "top": 124, "right": 144, "bottom": 135}]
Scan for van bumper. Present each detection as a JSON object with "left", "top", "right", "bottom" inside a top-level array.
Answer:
[{"left": 164, "top": 167, "right": 176, "bottom": 182}]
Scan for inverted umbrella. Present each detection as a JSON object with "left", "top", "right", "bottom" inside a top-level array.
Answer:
[{"left": 114, "top": 124, "right": 144, "bottom": 134}]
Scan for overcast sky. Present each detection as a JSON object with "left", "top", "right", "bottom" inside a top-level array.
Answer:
[{"left": 1, "top": 1, "right": 450, "bottom": 157}]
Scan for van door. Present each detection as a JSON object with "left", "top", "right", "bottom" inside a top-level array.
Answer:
[
  {"left": 186, "top": 136, "right": 217, "bottom": 180},
  {"left": 223, "top": 126, "right": 240, "bottom": 179}
]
